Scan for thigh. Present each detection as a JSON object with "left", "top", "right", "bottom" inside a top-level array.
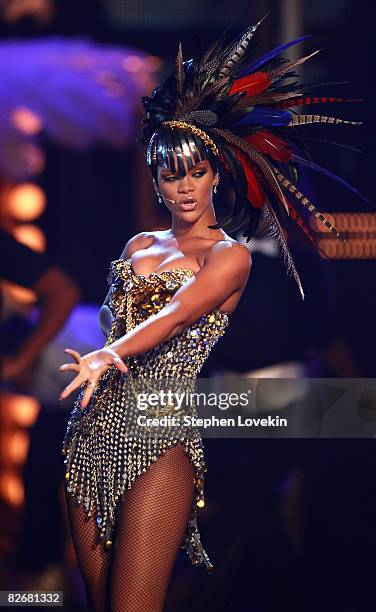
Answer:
[{"left": 110, "top": 442, "right": 195, "bottom": 612}]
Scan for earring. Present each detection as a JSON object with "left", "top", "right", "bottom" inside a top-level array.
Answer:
[
  {"left": 214, "top": 184, "right": 218, "bottom": 194},
  {"left": 157, "top": 194, "right": 162, "bottom": 204}
]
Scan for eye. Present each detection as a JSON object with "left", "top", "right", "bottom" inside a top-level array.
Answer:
[{"left": 161, "top": 170, "right": 206, "bottom": 181}]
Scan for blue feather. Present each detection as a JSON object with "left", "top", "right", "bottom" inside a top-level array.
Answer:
[
  {"left": 232, "top": 107, "right": 292, "bottom": 128},
  {"left": 291, "top": 153, "right": 370, "bottom": 203},
  {"left": 238, "top": 34, "right": 312, "bottom": 76}
]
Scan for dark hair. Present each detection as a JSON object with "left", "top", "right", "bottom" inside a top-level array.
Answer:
[
  {"left": 145, "top": 127, "right": 219, "bottom": 185},
  {"left": 141, "top": 125, "right": 261, "bottom": 237},
  {"left": 140, "top": 78, "right": 261, "bottom": 240}
]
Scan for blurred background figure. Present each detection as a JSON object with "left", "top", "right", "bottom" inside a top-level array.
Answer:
[
  {"left": 0, "top": 228, "right": 80, "bottom": 596},
  {"left": 0, "top": 2, "right": 374, "bottom": 611},
  {"left": 8, "top": 304, "right": 108, "bottom": 602},
  {"left": 0, "top": 227, "right": 80, "bottom": 386}
]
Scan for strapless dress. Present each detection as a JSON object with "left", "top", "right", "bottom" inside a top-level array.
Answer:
[{"left": 62, "top": 257, "right": 230, "bottom": 573}]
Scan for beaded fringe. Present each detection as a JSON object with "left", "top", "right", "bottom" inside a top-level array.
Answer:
[{"left": 62, "top": 370, "right": 214, "bottom": 573}]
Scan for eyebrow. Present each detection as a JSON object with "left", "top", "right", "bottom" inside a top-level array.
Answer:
[{"left": 160, "top": 163, "right": 207, "bottom": 175}]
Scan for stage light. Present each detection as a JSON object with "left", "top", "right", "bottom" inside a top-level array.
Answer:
[
  {"left": 311, "top": 212, "right": 376, "bottom": 233},
  {"left": 11, "top": 107, "right": 43, "bottom": 136},
  {"left": 13, "top": 224, "right": 46, "bottom": 253},
  {"left": 0, "top": 472, "right": 24, "bottom": 506},
  {"left": 310, "top": 212, "right": 336, "bottom": 233},
  {"left": 319, "top": 238, "right": 376, "bottom": 259},
  {"left": 3, "top": 395, "right": 40, "bottom": 428},
  {"left": 309, "top": 213, "right": 376, "bottom": 259},
  {"left": 3, "top": 431, "right": 29, "bottom": 465},
  {"left": 5, "top": 183, "right": 46, "bottom": 222},
  {"left": 122, "top": 55, "right": 144, "bottom": 72}
]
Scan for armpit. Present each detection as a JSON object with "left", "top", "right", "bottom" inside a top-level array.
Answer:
[{"left": 99, "top": 304, "right": 114, "bottom": 338}]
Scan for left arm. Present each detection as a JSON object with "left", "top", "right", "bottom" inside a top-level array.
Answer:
[
  {"left": 59, "top": 243, "right": 251, "bottom": 407},
  {"left": 110, "top": 243, "right": 251, "bottom": 356}
]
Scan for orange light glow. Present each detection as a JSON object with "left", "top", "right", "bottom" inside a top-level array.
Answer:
[
  {"left": 11, "top": 107, "right": 43, "bottom": 136},
  {"left": 2, "top": 281, "right": 37, "bottom": 305},
  {"left": 310, "top": 213, "right": 376, "bottom": 259},
  {"left": 5, "top": 183, "right": 46, "bottom": 222},
  {"left": 318, "top": 238, "right": 376, "bottom": 259},
  {"left": 310, "top": 213, "right": 336, "bottom": 233},
  {"left": 0, "top": 472, "right": 24, "bottom": 506},
  {"left": 311, "top": 212, "right": 376, "bottom": 233},
  {"left": 4, "top": 430, "right": 30, "bottom": 465},
  {"left": 144, "top": 55, "right": 163, "bottom": 72},
  {"left": 2, "top": 394, "right": 40, "bottom": 428},
  {"left": 13, "top": 224, "right": 46, "bottom": 253}
]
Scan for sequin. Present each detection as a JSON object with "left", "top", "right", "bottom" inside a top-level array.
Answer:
[{"left": 62, "top": 258, "right": 229, "bottom": 574}]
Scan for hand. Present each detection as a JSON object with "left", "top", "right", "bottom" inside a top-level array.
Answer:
[{"left": 59, "top": 347, "right": 128, "bottom": 409}]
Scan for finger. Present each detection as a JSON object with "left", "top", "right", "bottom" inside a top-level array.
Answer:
[
  {"left": 64, "top": 348, "right": 81, "bottom": 363},
  {"left": 112, "top": 356, "right": 128, "bottom": 374},
  {"left": 59, "top": 374, "right": 84, "bottom": 400},
  {"left": 80, "top": 382, "right": 95, "bottom": 410},
  {"left": 59, "top": 363, "right": 80, "bottom": 373}
]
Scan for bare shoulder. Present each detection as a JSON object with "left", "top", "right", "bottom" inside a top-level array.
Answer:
[
  {"left": 119, "top": 232, "right": 156, "bottom": 259},
  {"left": 206, "top": 237, "right": 252, "bottom": 276}
]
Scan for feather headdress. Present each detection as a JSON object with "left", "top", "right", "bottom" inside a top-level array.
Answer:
[{"left": 141, "top": 14, "right": 367, "bottom": 298}]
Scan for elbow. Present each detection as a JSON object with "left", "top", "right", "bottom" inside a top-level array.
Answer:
[
  {"left": 53, "top": 276, "right": 81, "bottom": 309},
  {"left": 36, "top": 267, "right": 81, "bottom": 309},
  {"left": 66, "top": 281, "right": 81, "bottom": 306},
  {"left": 163, "top": 303, "right": 189, "bottom": 340}
]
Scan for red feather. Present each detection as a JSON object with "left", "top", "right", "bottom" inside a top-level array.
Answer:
[
  {"left": 229, "top": 71, "right": 271, "bottom": 96},
  {"left": 234, "top": 148, "right": 265, "bottom": 207},
  {"left": 244, "top": 129, "right": 292, "bottom": 163},
  {"left": 278, "top": 96, "right": 363, "bottom": 109}
]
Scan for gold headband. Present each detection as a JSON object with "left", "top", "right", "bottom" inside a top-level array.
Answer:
[{"left": 161, "top": 120, "right": 219, "bottom": 157}]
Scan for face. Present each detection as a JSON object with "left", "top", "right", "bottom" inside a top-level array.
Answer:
[{"left": 155, "top": 157, "right": 219, "bottom": 219}]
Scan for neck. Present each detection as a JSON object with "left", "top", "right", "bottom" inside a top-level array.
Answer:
[{"left": 170, "top": 202, "right": 223, "bottom": 240}]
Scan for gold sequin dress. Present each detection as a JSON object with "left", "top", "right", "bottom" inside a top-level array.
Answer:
[{"left": 62, "top": 258, "right": 229, "bottom": 573}]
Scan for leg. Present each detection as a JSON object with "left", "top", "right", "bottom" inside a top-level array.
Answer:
[
  {"left": 65, "top": 489, "right": 111, "bottom": 612},
  {"left": 110, "top": 442, "right": 195, "bottom": 612}
]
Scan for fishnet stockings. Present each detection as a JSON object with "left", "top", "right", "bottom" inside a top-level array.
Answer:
[
  {"left": 65, "top": 491, "right": 111, "bottom": 612},
  {"left": 66, "top": 442, "right": 195, "bottom": 612}
]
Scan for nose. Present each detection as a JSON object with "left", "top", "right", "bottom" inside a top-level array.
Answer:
[{"left": 177, "top": 173, "right": 194, "bottom": 193}]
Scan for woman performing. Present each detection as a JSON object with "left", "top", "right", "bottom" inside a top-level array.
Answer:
[{"left": 60, "top": 15, "right": 365, "bottom": 612}]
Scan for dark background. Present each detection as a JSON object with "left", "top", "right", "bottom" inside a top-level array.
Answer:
[
  {"left": 2, "top": 0, "right": 373, "bottom": 374},
  {"left": 1, "top": 3, "right": 375, "bottom": 611}
]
